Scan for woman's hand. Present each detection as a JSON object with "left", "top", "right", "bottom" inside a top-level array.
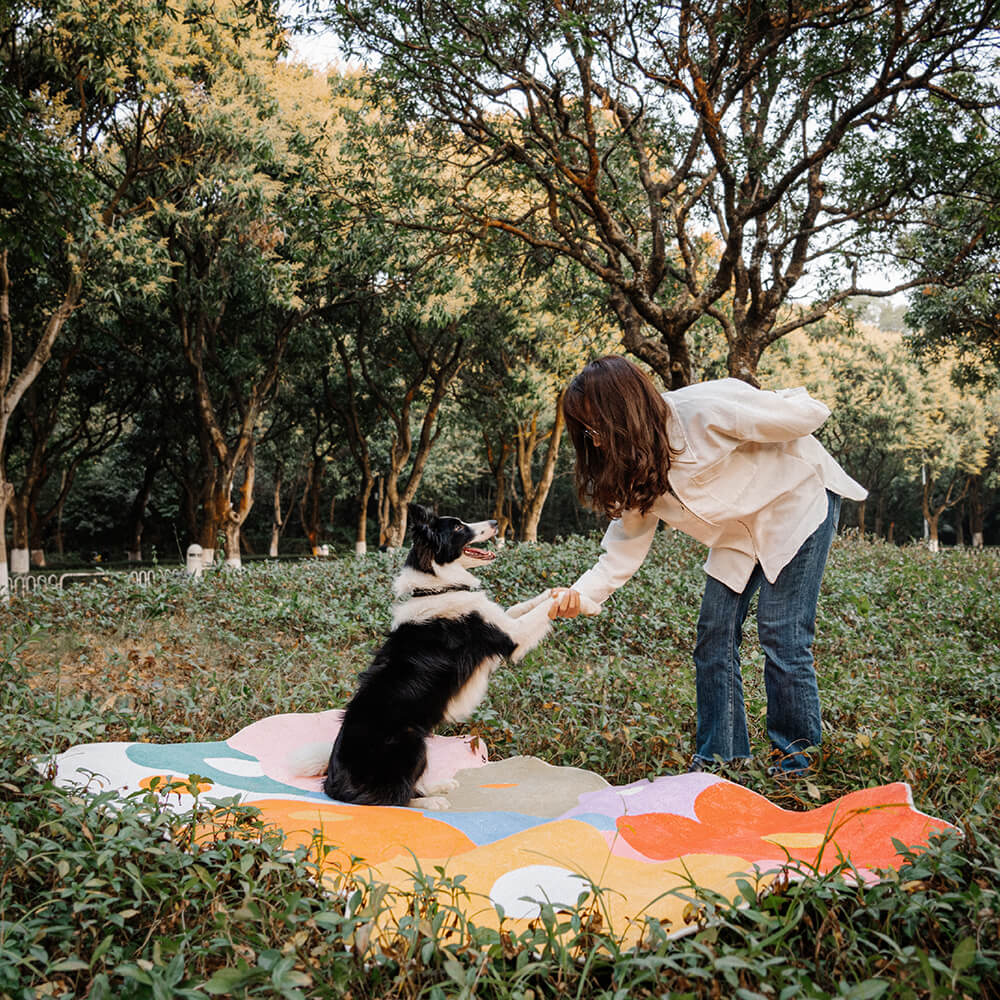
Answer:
[{"left": 548, "top": 587, "right": 582, "bottom": 619}]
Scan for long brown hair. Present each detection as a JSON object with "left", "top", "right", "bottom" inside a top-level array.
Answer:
[{"left": 563, "top": 355, "right": 675, "bottom": 518}]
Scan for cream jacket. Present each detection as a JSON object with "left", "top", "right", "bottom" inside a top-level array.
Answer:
[{"left": 571, "top": 378, "right": 868, "bottom": 602}]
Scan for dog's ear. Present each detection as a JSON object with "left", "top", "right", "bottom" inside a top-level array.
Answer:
[
  {"left": 408, "top": 503, "right": 432, "bottom": 530},
  {"left": 405, "top": 503, "right": 436, "bottom": 573}
]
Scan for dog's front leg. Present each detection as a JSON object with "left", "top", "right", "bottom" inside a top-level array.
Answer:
[
  {"left": 507, "top": 599, "right": 556, "bottom": 662},
  {"left": 506, "top": 591, "right": 552, "bottom": 619},
  {"left": 505, "top": 591, "right": 603, "bottom": 661},
  {"left": 508, "top": 589, "right": 602, "bottom": 620}
]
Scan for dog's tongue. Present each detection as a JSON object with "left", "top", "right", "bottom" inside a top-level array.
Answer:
[{"left": 463, "top": 546, "right": 495, "bottom": 561}]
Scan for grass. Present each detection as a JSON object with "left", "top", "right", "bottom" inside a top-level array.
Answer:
[{"left": 1, "top": 530, "right": 998, "bottom": 998}]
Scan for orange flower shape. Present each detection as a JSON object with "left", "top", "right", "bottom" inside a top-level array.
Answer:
[
  {"left": 207, "top": 799, "right": 477, "bottom": 871},
  {"left": 616, "top": 781, "right": 954, "bottom": 874}
]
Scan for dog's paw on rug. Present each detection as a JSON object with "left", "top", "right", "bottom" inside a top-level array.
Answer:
[{"left": 45, "top": 710, "right": 957, "bottom": 944}]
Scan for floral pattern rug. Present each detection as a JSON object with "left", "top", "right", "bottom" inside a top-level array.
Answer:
[{"left": 49, "top": 709, "right": 955, "bottom": 942}]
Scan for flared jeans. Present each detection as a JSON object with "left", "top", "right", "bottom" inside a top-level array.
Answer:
[{"left": 692, "top": 490, "right": 842, "bottom": 774}]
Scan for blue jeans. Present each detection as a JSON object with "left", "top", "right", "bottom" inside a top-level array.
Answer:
[{"left": 692, "top": 490, "right": 842, "bottom": 774}]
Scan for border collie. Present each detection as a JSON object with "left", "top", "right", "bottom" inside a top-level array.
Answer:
[{"left": 289, "top": 503, "right": 595, "bottom": 808}]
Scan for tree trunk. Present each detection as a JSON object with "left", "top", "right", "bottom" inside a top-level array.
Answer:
[
  {"left": 1, "top": 256, "right": 82, "bottom": 456},
  {"left": 927, "top": 514, "right": 940, "bottom": 553},
  {"left": 9, "top": 493, "right": 29, "bottom": 574},
  {"left": 484, "top": 433, "right": 514, "bottom": 542},
  {"left": 385, "top": 501, "right": 408, "bottom": 549},
  {"left": 969, "top": 475, "right": 985, "bottom": 549},
  {"left": 0, "top": 482, "right": 10, "bottom": 602},
  {"left": 223, "top": 447, "right": 255, "bottom": 568},
  {"left": 198, "top": 498, "right": 222, "bottom": 567},
  {"left": 724, "top": 335, "right": 765, "bottom": 388},
  {"left": 126, "top": 457, "right": 160, "bottom": 562},
  {"left": 874, "top": 493, "right": 885, "bottom": 540},
  {"left": 377, "top": 475, "right": 390, "bottom": 548},
  {"left": 0, "top": 254, "right": 83, "bottom": 593},
  {"left": 51, "top": 490, "right": 69, "bottom": 555},
  {"left": 923, "top": 473, "right": 968, "bottom": 555},
  {"left": 223, "top": 518, "right": 242, "bottom": 568},
  {"left": 921, "top": 476, "right": 935, "bottom": 552},
  {"left": 609, "top": 288, "right": 692, "bottom": 389},
  {"left": 269, "top": 470, "right": 283, "bottom": 558},
  {"left": 55, "top": 468, "right": 67, "bottom": 556},
  {"left": 355, "top": 472, "right": 375, "bottom": 556},
  {"left": 856, "top": 499, "right": 867, "bottom": 537},
  {"left": 199, "top": 472, "right": 230, "bottom": 566},
  {"left": 299, "top": 455, "right": 325, "bottom": 554},
  {"left": 492, "top": 466, "right": 512, "bottom": 543},
  {"left": 127, "top": 527, "right": 144, "bottom": 563},
  {"left": 376, "top": 333, "right": 465, "bottom": 547},
  {"left": 517, "top": 391, "right": 566, "bottom": 543}
]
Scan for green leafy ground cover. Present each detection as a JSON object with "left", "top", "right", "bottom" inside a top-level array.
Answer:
[{"left": 1, "top": 531, "right": 998, "bottom": 999}]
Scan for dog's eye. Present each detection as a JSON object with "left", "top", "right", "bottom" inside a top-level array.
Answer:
[{"left": 453, "top": 524, "right": 462, "bottom": 532}]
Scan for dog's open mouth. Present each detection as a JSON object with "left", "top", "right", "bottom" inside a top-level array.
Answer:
[{"left": 463, "top": 546, "right": 496, "bottom": 562}]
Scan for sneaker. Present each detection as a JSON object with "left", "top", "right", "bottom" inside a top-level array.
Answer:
[{"left": 767, "top": 764, "right": 812, "bottom": 780}]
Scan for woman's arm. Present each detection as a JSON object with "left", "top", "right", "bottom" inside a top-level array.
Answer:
[
  {"left": 550, "top": 507, "right": 660, "bottom": 617},
  {"left": 680, "top": 379, "right": 832, "bottom": 445}
]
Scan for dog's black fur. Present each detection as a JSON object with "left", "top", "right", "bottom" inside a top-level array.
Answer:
[{"left": 321, "top": 503, "right": 548, "bottom": 807}]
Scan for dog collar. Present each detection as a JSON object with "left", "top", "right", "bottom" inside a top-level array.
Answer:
[{"left": 408, "top": 584, "right": 480, "bottom": 598}]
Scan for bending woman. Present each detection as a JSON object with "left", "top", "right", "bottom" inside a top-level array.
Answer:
[{"left": 548, "top": 356, "right": 866, "bottom": 777}]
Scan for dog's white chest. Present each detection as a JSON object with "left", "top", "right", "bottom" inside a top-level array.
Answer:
[{"left": 444, "top": 658, "right": 499, "bottom": 723}]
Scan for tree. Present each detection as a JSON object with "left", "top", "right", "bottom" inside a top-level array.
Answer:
[
  {"left": 458, "top": 296, "right": 613, "bottom": 541},
  {"left": 124, "top": 45, "right": 346, "bottom": 567},
  {"left": 3, "top": 324, "right": 138, "bottom": 568},
  {"left": 964, "top": 399, "right": 1000, "bottom": 547},
  {"left": 907, "top": 362, "right": 995, "bottom": 551},
  {"left": 902, "top": 146, "right": 1000, "bottom": 546},
  {"left": 762, "top": 324, "right": 913, "bottom": 538},
  {"left": 326, "top": 299, "right": 388, "bottom": 555},
  {"left": 904, "top": 162, "right": 1000, "bottom": 389},
  {"left": 339, "top": 305, "right": 469, "bottom": 549},
  {"left": 765, "top": 321, "right": 997, "bottom": 548},
  {"left": 0, "top": 0, "right": 278, "bottom": 596},
  {"left": 316, "top": 0, "right": 1000, "bottom": 388}
]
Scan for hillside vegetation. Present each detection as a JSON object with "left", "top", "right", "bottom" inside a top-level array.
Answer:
[{"left": 1, "top": 532, "right": 998, "bottom": 998}]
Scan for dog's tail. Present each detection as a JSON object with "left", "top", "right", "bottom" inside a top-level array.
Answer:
[{"left": 283, "top": 740, "right": 334, "bottom": 777}]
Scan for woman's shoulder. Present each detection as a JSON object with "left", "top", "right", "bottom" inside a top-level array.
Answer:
[
  {"left": 663, "top": 377, "right": 757, "bottom": 401},
  {"left": 662, "top": 379, "right": 757, "bottom": 423}
]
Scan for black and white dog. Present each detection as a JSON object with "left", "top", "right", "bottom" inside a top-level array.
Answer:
[{"left": 290, "top": 503, "right": 595, "bottom": 808}]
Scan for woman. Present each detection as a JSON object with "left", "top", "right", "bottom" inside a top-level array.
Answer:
[{"left": 548, "top": 356, "right": 867, "bottom": 777}]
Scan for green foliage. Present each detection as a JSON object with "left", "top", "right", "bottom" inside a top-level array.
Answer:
[
  {"left": 313, "top": 0, "right": 1000, "bottom": 384},
  {"left": 1, "top": 535, "right": 998, "bottom": 997},
  {"left": 761, "top": 325, "right": 1000, "bottom": 543},
  {"left": 0, "top": 83, "right": 94, "bottom": 264},
  {"left": 905, "top": 185, "right": 1000, "bottom": 389}
]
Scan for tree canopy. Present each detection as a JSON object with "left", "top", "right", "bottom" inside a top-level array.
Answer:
[
  {"left": 311, "top": 0, "right": 1000, "bottom": 387},
  {"left": 2, "top": 0, "right": 999, "bottom": 583}
]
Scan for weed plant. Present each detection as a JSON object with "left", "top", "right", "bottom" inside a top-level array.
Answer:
[{"left": 1, "top": 531, "right": 998, "bottom": 998}]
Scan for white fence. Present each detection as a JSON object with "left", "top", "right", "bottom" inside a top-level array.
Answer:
[{"left": 8, "top": 567, "right": 176, "bottom": 597}]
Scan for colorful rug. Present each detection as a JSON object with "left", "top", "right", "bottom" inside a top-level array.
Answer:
[{"left": 48, "top": 710, "right": 956, "bottom": 944}]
